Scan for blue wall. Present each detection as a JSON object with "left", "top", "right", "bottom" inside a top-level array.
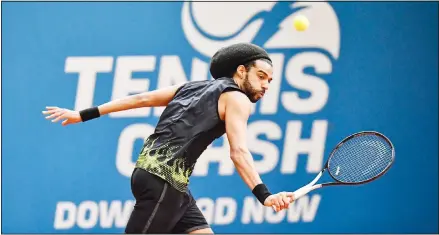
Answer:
[{"left": 2, "top": 2, "right": 438, "bottom": 233}]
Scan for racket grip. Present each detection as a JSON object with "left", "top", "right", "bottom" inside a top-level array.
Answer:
[{"left": 292, "top": 186, "right": 312, "bottom": 201}]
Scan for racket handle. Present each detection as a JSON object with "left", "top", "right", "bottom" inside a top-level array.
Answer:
[
  {"left": 270, "top": 185, "right": 315, "bottom": 211},
  {"left": 291, "top": 171, "right": 324, "bottom": 202},
  {"left": 271, "top": 186, "right": 312, "bottom": 211},
  {"left": 292, "top": 186, "right": 313, "bottom": 201}
]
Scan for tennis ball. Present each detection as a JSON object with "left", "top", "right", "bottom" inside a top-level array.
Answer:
[{"left": 293, "top": 15, "right": 309, "bottom": 31}]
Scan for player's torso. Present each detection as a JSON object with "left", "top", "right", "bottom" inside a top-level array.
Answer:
[{"left": 135, "top": 77, "right": 241, "bottom": 192}]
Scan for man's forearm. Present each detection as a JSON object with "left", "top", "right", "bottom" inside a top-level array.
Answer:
[
  {"left": 97, "top": 85, "right": 181, "bottom": 116},
  {"left": 230, "top": 149, "right": 263, "bottom": 190},
  {"left": 97, "top": 94, "right": 147, "bottom": 116}
]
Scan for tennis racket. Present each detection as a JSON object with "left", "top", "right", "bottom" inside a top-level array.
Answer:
[{"left": 289, "top": 131, "right": 395, "bottom": 202}]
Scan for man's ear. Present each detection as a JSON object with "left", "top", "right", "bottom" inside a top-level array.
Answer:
[{"left": 236, "top": 65, "right": 246, "bottom": 78}]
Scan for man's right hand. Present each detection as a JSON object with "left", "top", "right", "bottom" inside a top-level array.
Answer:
[
  {"left": 42, "top": 106, "right": 82, "bottom": 126},
  {"left": 264, "top": 192, "right": 295, "bottom": 212}
]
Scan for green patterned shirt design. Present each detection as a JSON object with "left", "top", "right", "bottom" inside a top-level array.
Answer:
[{"left": 135, "top": 137, "right": 193, "bottom": 192}]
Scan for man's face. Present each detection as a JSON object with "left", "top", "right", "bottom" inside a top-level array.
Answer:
[{"left": 242, "top": 60, "right": 273, "bottom": 103}]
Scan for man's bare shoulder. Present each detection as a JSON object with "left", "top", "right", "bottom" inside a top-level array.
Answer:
[{"left": 222, "top": 91, "right": 252, "bottom": 113}]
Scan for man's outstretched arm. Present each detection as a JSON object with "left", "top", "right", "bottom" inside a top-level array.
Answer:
[
  {"left": 43, "top": 83, "right": 184, "bottom": 126},
  {"left": 224, "top": 91, "right": 294, "bottom": 212},
  {"left": 98, "top": 84, "right": 182, "bottom": 115}
]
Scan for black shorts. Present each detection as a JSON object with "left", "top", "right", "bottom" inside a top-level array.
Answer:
[{"left": 125, "top": 168, "right": 210, "bottom": 234}]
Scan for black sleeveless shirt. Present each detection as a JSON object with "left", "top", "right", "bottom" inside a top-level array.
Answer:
[{"left": 135, "top": 77, "right": 243, "bottom": 192}]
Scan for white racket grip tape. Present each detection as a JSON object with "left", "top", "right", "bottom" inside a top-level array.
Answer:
[
  {"left": 271, "top": 185, "right": 318, "bottom": 211},
  {"left": 291, "top": 171, "right": 324, "bottom": 201},
  {"left": 292, "top": 186, "right": 313, "bottom": 201},
  {"left": 271, "top": 171, "right": 324, "bottom": 211}
]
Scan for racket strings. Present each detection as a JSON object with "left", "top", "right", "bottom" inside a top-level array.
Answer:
[
  {"left": 338, "top": 138, "right": 390, "bottom": 181},
  {"left": 328, "top": 134, "right": 393, "bottom": 183}
]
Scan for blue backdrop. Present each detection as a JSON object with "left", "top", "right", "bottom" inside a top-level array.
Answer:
[{"left": 2, "top": 1, "right": 438, "bottom": 234}]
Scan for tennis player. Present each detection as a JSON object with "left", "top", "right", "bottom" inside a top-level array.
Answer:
[{"left": 43, "top": 43, "right": 295, "bottom": 234}]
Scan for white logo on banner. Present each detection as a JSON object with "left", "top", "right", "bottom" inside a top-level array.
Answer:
[{"left": 182, "top": 1, "right": 340, "bottom": 59}]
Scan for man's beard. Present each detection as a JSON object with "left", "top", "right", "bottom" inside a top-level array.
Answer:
[{"left": 243, "top": 74, "right": 261, "bottom": 103}]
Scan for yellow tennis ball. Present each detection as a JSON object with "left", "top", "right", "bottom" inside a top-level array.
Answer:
[{"left": 293, "top": 15, "right": 309, "bottom": 31}]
